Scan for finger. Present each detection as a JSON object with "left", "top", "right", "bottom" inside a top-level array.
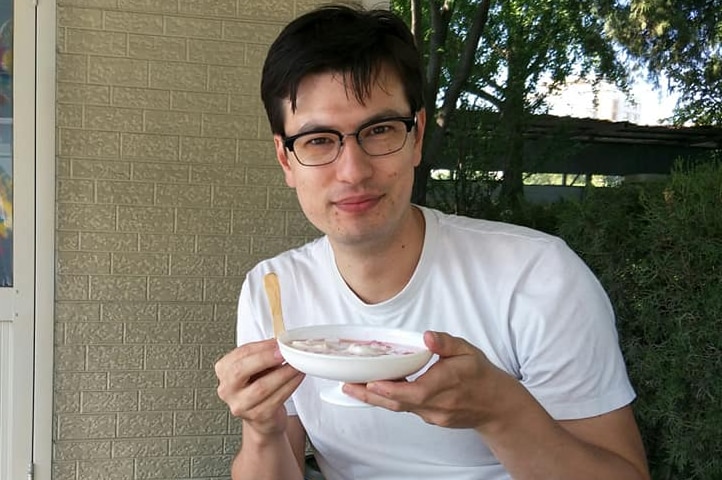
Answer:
[
  {"left": 226, "top": 362, "right": 302, "bottom": 416},
  {"left": 216, "top": 342, "right": 287, "bottom": 407},
  {"left": 359, "top": 359, "right": 463, "bottom": 406},
  {"left": 342, "top": 382, "right": 408, "bottom": 412},
  {"left": 215, "top": 339, "right": 277, "bottom": 372},
  {"left": 247, "top": 363, "right": 304, "bottom": 402},
  {"left": 217, "top": 340, "right": 284, "bottom": 384},
  {"left": 343, "top": 378, "right": 432, "bottom": 413},
  {"left": 424, "top": 331, "right": 475, "bottom": 358},
  {"left": 243, "top": 365, "right": 306, "bottom": 416}
]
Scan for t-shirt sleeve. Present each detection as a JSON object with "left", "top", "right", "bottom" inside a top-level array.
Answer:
[
  {"left": 509, "top": 238, "right": 635, "bottom": 420},
  {"left": 235, "top": 271, "right": 299, "bottom": 416}
]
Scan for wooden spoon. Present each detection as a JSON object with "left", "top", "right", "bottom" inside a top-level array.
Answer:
[{"left": 263, "top": 272, "right": 286, "bottom": 337}]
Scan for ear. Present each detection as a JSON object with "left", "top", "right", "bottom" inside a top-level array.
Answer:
[
  {"left": 274, "top": 135, "right": 297, "bottom": 188},
  {"left": 411, "top": 109, "right": 426, "bottom": 168}
]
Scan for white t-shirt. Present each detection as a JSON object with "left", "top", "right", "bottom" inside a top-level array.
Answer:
[{"left": 236, "top": 206, "right": 635, "bottom": 480}]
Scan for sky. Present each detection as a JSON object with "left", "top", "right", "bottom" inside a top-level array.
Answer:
[
  {"left": 544, "top": 75, "right": 679, "bottom": 126},
  {"left": 628, "top": 80, "right": 678, "bottom": 125}
]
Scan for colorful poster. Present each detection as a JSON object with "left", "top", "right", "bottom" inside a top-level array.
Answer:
[
  {"left": 0, "top": 11, "right": 12, "bottom": 287},
  {"left": 0, "top": 139, "right": 10, "bottom": 288}
]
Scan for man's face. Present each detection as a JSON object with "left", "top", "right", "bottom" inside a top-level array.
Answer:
[{"left": 273, "top": 67, "right": 426, "bottom": 249}]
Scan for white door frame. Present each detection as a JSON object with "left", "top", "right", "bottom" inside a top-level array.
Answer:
[
  {"left": 33, "top": 0, "right": 57, "bottom": 474},
  {"left": 34, "top": 0, "right": 56, "bottom": 477},
  {"left": 0, "top": 0, "right": 54, "bottom": 478}
]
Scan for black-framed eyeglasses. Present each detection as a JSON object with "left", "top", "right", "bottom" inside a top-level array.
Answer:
[{"left": 282, "top": 116, "right": 416, "bottom": 167}]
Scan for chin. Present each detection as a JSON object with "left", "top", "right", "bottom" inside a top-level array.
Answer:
[{"left": 332, "top": 222, "right": 397, "bottom": 248}]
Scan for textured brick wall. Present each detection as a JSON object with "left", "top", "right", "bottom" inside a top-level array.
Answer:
[{"left": 53, "top": 1, "right": 337, "bottom": 478}]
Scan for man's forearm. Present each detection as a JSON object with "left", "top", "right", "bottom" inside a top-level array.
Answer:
[
  {"left": 478, "top": 377, "right": 649, "bottom": 480},
  {"left": 231, "top": 423, "right": 304, "bottom": 480}
]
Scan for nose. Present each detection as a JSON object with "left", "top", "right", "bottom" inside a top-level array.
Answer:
[{"left": 334, "top": 135, "right": 373, "bottom": 183}]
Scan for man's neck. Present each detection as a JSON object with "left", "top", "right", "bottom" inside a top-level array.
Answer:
[{"left": 330, "top": 206, "right": 426, "bottom": 305}]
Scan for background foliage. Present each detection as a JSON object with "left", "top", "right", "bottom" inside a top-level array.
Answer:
[
  {"left": 432, "top": 159, "right": 722, "bottom": 479},
  {"left": 601, "top": 0, "right": 722, "bottom": 125},
  {"left": 555, "top": 160, "right": 722, "bottom": 479}
]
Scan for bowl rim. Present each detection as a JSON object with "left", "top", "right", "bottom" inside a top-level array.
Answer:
[{"left": 277, "top": 325, "right": 430, "bottom": 361}]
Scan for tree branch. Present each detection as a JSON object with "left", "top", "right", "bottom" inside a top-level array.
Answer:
[
  {"left": 411, "top": 0, "right": 423, "bottom": 49},
  {"left": 464, "top": 85, "right": 503, "bottom": 109},
  {"left": 437, "top": 0, "right": 492, "bottom": 127},
  {"left": 425, "top": 0, "right": 454, "bottom": 117}
]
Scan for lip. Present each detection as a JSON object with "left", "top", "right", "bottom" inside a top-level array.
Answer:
[{"left": 333, "top": 194, "right": 382, "bottom": 212}]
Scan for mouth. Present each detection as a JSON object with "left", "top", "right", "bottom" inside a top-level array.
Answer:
[{"left": 332, "top": 194, "right": 382, "bottom": 213}]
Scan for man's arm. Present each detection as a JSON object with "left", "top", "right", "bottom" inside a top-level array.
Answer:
[
  {"left": 560, "top": 406, "right": 649, "bottom": 478},
  {"left": 230, "top": 416, "right": 307, "bottom": 480},
  {"left": 477, "top": 370, "right": 649, "bottom": 480},
  {"left": 344, "top": 332, "right": 650, "bottom": 480}
]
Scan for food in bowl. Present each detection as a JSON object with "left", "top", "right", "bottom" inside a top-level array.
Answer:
[{"left": 288, "top": 338, "right": 422, "bottom": 357}]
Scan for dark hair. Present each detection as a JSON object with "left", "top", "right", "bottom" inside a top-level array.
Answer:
[{"left": 261, "top": 5, "right": 425, "bottom": 135}]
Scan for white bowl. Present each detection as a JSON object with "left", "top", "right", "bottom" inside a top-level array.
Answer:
[{"left": 277, "top": 325, "right": 433, "bottom": 383}]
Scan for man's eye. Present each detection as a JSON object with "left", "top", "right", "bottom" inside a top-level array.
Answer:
[
  {"left": 303, "top": 135, "right": 335, "bottom": 148},
  {"left": 364, "top": 122, "right": 398, "bottom": 138},
  {"left": 369, "top": 124, "right": 392, "bottom": 135}
]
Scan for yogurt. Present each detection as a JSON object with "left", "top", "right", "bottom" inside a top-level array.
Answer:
[{"left": 288, "top": 338, "right": 420, "bottom": 357}]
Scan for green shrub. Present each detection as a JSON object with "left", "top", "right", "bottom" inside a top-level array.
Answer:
[
  {"left": 429, "top": 159, "right": 722, "bottom": 477},
  {"left": 555, "top": 160, "right": 722, "bottom": 479}
]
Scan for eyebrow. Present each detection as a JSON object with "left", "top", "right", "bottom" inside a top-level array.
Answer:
[{"left": 292, "top": 109, "right": 408, "bottom": 136}]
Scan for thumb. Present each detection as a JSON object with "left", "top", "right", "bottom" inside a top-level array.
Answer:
[{"left": 423, "top": 330, "right": 471, "bottom": 358}]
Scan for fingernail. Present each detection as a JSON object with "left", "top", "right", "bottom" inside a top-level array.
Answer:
[{"left": 273, "top": 348, "right": 283, "bottom": 360}]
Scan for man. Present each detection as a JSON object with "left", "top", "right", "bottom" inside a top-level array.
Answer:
[{"left": 215, "top": 5, "right": 650, "bottom": 480}]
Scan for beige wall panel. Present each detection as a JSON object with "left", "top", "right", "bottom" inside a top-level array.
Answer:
[
  {"left": 164, "top": 16, "right": 223, "bottom": 39},
  {"left": 178, "top": 0, "right": 236, "bottom": 17},
  {"left": 128, "top": 34, "right": 188, "bottom": 61},
  {"left": 139, "top": 233, "right": 196, "bottom": 253},
  {"left": 103, "top": 11, "right": 164, "bottom": 34},
  {"left": 65, "top": 29, "right": 128, "bottom": 56},
  {"left": 180, "top": 137, "right": 237, "bottom": 164},
  {"left": 54, "top": 440, "right": 112, "bottom": 461},
  {"left": 118, "top": 0, "right": 179, "bottom": 14},
  {"left": 111, "top": 437, "right": 170, "bottom": 457},
  {"left": 58, "top": 6, "right": 104, "bottom": 28},
  {"left": 238, "top": 0, "right": 294, "bottom": 20},
  {"left": 57, "top": 53, "right": 89, "bottom": 83},
  {"left": 112, "top": 86, "right": 170, "bottom": 109},
  {"left": 58, "top": 83, "right": 111, "bottom": 104}
]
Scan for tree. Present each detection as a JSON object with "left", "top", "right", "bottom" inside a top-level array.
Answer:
[
  {"left": 601, "top": 0, "right": 722, "bottom": 125},
  {"left": 392, "top": 0, "right": 628, "bottom": 206},
  {"left": 393, "top": 0, "right": 492, "bottom": 205}
]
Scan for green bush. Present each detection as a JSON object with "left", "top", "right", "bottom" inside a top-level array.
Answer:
[
  {"left": 430, "top": 159, "right": 721, "bottom": 477},
  {"left": 555, "top": 161, "right": 722, "bottom": 479}
]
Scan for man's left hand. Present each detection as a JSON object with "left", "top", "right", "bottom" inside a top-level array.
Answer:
[{"left": 342, "top": 330, "right": 516, "bottom": 429}]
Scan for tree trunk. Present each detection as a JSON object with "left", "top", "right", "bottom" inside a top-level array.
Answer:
[
  {"left": 499, "top": 25, "right": 527, "bottom": 209},
  {"left": 411, "top": 0, "right": 492, "bottom": 206}
]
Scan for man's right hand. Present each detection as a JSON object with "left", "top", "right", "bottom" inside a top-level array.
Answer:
[{"left": 215, "top": 339, "right": 305, "bottom": 436}]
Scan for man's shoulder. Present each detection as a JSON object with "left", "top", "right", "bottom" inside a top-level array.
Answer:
[{"left": 423, "top": 206, "right": 559, "bottom": 246}]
